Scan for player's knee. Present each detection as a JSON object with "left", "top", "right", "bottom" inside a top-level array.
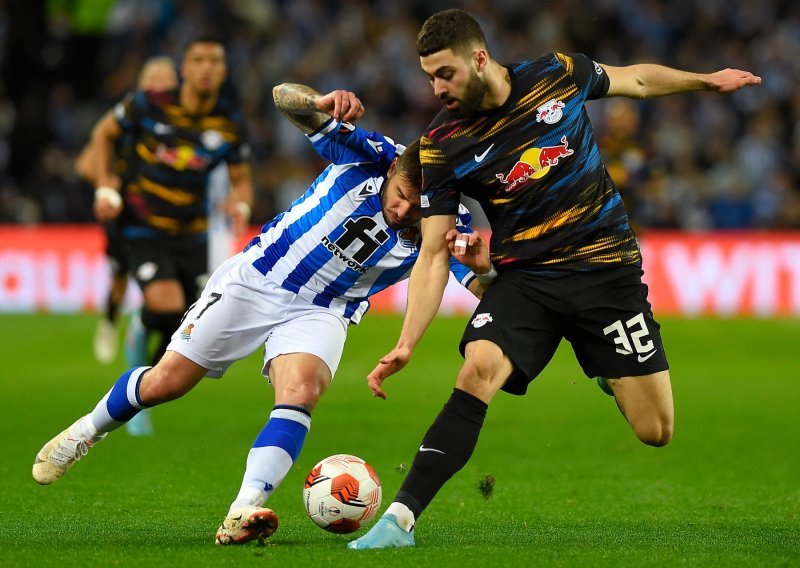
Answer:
[
  {"left": 140, "top": 309, "right": 183, "bottom": 336},
  {"left": 633, "top": 416, "right": 673, "bottom": 447},
  {"left": 276, "top": 379, "right": 326, "bottom": 410}
]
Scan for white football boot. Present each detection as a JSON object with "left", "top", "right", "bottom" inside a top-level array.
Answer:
[
  {"left": 215, "top": 507, "right": 279, "bottom": 545},
  {"left": 93, "top": 319, "right": 118, "bottom": 364},
  {"left": 32, "top": 419, "right": 104, "bottom": 485}
]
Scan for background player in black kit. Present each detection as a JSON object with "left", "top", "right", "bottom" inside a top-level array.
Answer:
[
  {"left": 77, "top": 57, "right": 178, "bottom": 365},
  {"left": 91, "top": 36, "right": 254, "bottom": 367},
  {"left": 351, "top": 9, "right": 761, "bottom": 549}
]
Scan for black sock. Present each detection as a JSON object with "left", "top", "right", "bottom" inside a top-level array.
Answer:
[
  {"left": 395, "top": 388, "right": 488, "bottom": 520},
  {"left": 105, "top": 294, "right": 120, "bottom": 323}
]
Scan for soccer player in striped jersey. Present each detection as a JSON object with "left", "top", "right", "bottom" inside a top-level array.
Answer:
[
  {"left": 351, "top": 9, "right": 761, "bottom": 550},
  {"left": 77, "top": 57, "right": 178, "bottom": 366},
  {"left": 91, "top": 36, "right": 254, "bottom": 372},
  {"left": 31, "top": 82, "right": 494, "bottom": 546}
]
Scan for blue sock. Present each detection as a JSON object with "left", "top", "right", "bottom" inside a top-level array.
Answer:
[
  {"left": 230, "top": 405, "right": 311, "bottom": 510},
  {"left": 88, "top": 366, "right": 151, "bottom": 434}
]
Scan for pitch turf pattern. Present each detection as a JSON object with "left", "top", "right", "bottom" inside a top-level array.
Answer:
[{"left": 2, "top": 314, "right": 798, "bottom": 566}]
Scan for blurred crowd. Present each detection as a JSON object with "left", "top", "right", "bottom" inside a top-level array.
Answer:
[{"left": 1, "top": 0, "right": 799, "bottom": 229}]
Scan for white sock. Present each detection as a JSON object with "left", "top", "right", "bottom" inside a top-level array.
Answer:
[
  {"left": 229, "top": 446, "right": 294, "bottom": 512},
  {"left": 386, "top": 502, "right": 416, "bottom": 532},
  {"left": 77, "top": 415, "right": 104, "bottom": 442}
]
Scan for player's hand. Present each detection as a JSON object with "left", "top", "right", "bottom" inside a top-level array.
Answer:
[
  {"left": 93, "top": 186, "right": 123, "bottom": 221},
  {"left": 707, "top": 68, "right": 761, "bottom": 93},
  {"left": 446, "top": 229, "right": 491, "bottom": 274},
  {"left": 227, "top": 201, "right": 251, "bottom": 236},
  {"left": 315, "top": 90, "right": 365, "bottom": 123},
  {"left": 367, "top": 346, "right": 412, "bottom": 400}
]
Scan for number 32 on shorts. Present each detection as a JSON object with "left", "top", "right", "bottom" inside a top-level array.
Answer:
[{"left": 602, "top": 313, "right": 655, "bottom": 360}]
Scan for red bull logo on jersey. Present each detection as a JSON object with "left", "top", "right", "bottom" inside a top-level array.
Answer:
[
  {"left": 155, "top": 144, "right": 210, "bottom": 171},
  {"left": 495, "top": 136, "right": 574, "bottom": 193},
  {"left": 535, "top": 99, "right": 565, "bottom": 124}
]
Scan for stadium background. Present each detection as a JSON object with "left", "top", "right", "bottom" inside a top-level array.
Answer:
[
  {"left": 0, "top": 3, "right": 798, "bottom": 566},
  {"left": 1, "top": 0, "right": 800, "bottom": 318}
]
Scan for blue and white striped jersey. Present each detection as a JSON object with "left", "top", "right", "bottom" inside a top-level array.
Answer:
[{"left": 246, "top": 118, "right": 475, "bottom": 323}]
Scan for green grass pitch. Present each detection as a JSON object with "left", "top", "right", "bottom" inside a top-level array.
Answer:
[{"left": 1, "top": 313, "right": 798, "bottom": 566}]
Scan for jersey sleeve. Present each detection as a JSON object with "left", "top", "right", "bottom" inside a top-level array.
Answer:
[
  {"left": 223, "top": 110, "right": 251, "bottom": 165},
  {"left": 448, "top": 203, "right": 476, "bottom": 287},
  {"left": 308, "top": 118, "right": 399, "bottom": 170},
  {"left": 112, "top": 90, "right": 145, "bottom": 133},
  {"left": 420, "top": 135, "right": 461, "bottom": 217},
  {"left": 556, "top": 52, "right": 610, "bottom": 101}
]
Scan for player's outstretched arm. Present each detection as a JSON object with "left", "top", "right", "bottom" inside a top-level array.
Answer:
[
  {"left": 602, "top": 63, "right": 761, "bottom": 99},
  {"left": 368, "top": 214, "right": 455, "bottom": 399},
  {"left": 273, "top": 83, "right": 365, "bottom": 134}
]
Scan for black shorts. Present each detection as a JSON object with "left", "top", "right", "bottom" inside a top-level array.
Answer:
[
  {"left": 103, "top": 220, "right": 129, "bottom": 278},
  {"left": 460, "top": 265, "right": 669, "bottom": 395},
  {"left": 126, "top": 236, "right": 208, "bottom": 303}
]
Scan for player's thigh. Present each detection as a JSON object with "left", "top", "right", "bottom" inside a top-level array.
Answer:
[
  {"left": 565, "top": 265, "right": 669, "bottom": 380},
  {"left": 167, "top": 254, "right": 293, "bottom": 378},
  {"left": 263, "top": 308, "right": 348, "bottom": 385},
  {"left": 268, "top": 353, "right": 333, "bottom": 410},
  {"left": 605, "top": 370, "right": 674, "bottom": 445},
  {"left": 127, "top": 239, "right": 186, "bottom": 311},
  {"left": 142, "top": 279, "right": 185, "bottom": 312},
  {"left": 605, "top": 370, "right": 673, "bottom": 418},
  {"left": 460, "top": 270, "right": 562, "bottom": 396}
]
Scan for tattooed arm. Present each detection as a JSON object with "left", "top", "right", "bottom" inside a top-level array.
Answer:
[{"left": 272, "top": 83, "right": 365, "bottom": 134}]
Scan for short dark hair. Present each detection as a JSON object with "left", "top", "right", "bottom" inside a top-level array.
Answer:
[
  {"left": 183, "top": 34, "right": 225, "bottom": 55},
  {"left": 416, "top": 9, "right": 487, "bottom": 58},
  {"left": 395, "top": 139, "right": 421, "bottom": 190}
]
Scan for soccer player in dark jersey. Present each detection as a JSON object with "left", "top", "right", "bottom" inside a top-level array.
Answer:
[
  {"left": 91, "top": 36, "right": 254, "bottom": 368},
  {"left": 350, "top": 9, "right": 761, "bottom": 550},
  {"left": 77, "top": 57, "right": 178, "bottom": 365}
]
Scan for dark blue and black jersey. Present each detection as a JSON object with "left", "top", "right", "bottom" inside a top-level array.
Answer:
[
  {"left": 420, "top": 53, "right": 640, "bottom": 271},
  {"left": 114, "top": 89, "right": 249, "bottom": 239}
]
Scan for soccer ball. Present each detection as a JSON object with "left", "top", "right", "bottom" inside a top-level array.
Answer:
[{"left": 303, "top": 454, "right": 382, "bottom": 533}]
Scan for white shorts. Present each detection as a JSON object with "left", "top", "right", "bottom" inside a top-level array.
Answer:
[{"left": 167, "top": 248, "right": 349, "bottom": 379}]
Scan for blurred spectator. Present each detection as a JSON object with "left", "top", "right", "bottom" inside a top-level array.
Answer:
[{"left": 0, "top": 0, "right": 798, "bottom": 228}]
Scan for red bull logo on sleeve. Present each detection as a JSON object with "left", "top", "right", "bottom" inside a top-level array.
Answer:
[{"left": 495, "top": 135, "right": 574, "bottom": 193}]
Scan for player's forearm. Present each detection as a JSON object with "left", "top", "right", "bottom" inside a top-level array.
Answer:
[
  {"left": 89, "top": 114, "right": 121, "bottom": 188},
  {"left": 606, "top": 64, "right": 711, "bottom": 99},
  {"left": 272, "top": 83, "right": 329, "bottom": 133},
  {"left": 396, "top": 251, "right": 450, "bottom": 351},
  {"left": 75, "top": 145, "right": 99, "bottom": 184},
  {"left": 467, "top": 278, "right": 485, "bottom": 299}
]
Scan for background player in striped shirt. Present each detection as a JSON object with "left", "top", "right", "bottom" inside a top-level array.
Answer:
[
  {"left": 31, "top": 81, "right": 494, "bottom": 546},
  {"left": 77, "top": 56, "right": 180, "bottom": 437},
  {"left": 76, "top": 57, "right": 178, "bottom": 366},
  {"left": 91, "top": 36, "right": 254, "bottom": 374},
  {"left": 351, "top": 8, "right": 761, "bottom": 549}
]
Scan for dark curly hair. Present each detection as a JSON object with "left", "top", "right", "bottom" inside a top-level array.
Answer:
[{"left": 416, "top": 9, "right": 487, "bottom": 58}]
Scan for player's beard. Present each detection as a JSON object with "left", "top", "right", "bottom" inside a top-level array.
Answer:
[{"left": 447, "top": 69, "right": 488, "bottom": 118}]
